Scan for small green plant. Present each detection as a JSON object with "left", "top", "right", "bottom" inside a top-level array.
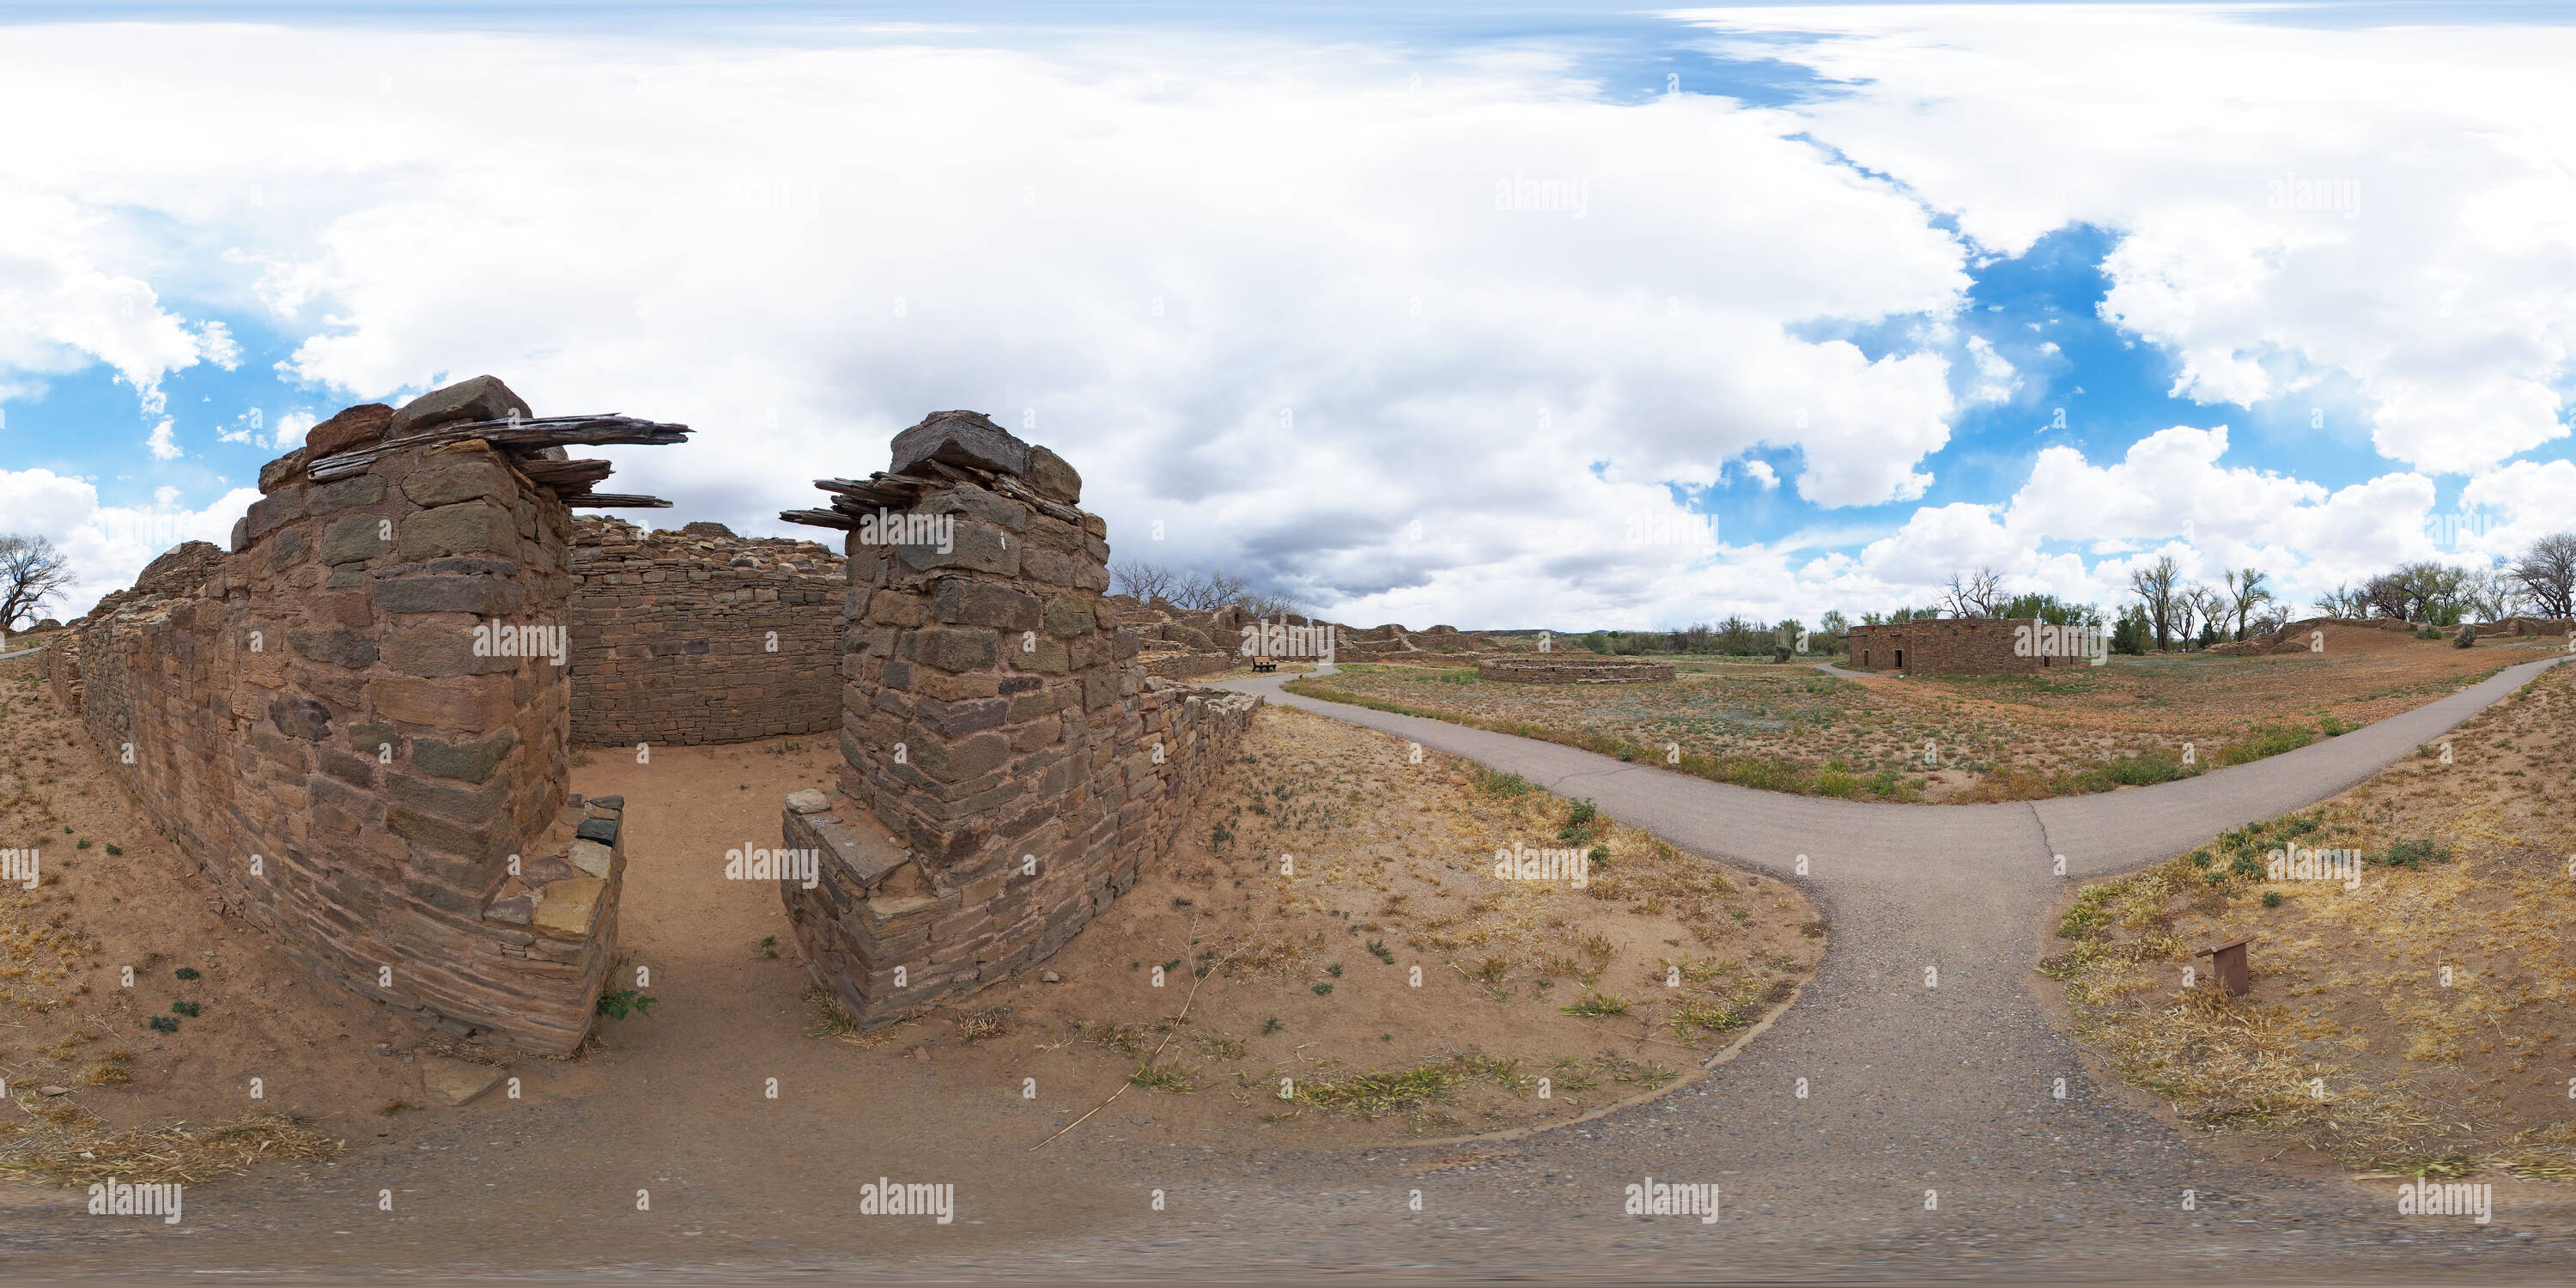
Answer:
[
  {"left": 2261, "top": 890, "right": 2284, "bottom": 908},
  {"left": 758, "top": 934, "right": 780, "bottom": 958},
  {"left": 1326, "top": 963, "right": 1344, "bottom": 978},
  {"left": 1311, "top": 982, "right": 1334, "bottom": 995},
  {"left": 147, "top": 1016, "right": 179, "bottom": 1034},
  {"left": 75, "top": 839, "right": 90, "bottom": 850},
  {"left": 104, "top": 844, "right": 122, "bottom": 856},
  {"left": 1560, "top": 993, "right": 1631, "bottom": 1018},
  {"left": 2378, "top": 838, "right": 2454, "bottom": 869},
  {"left": 597, "top": 987, "right": 658, "bottom": 1019},
  {"left": 170, "top": 1000, "right": 201, "bottom": 1017},
  {"left": 173, "top": 966, "right": 201, "bottom": 980},
  {"left": 1365, "top": 938, "right": 1395, "bottom": 964},
  {"left": 1262, "top": 1018, "right": 1284, "bottom": 1034}
]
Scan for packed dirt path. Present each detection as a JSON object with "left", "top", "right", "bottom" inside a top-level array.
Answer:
[{"left": 3, "top": 659, "right": 2570, "bottom": 1282}]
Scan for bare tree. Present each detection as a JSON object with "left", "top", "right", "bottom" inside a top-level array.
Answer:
[
  {"left": 2127, "top": 556, "right": 2181, "bottom": 651},
  {"left": 1168, "top": 569, "right": 1251, "bottom": 611},
  {"left": 0, "top": 535, "right": 74, "bottom": 632},
  {"left": 2222, "top": 567, "right": 2273, "bottom": 641},
  {"left": 1941, "top": 566, "right": 2002, "bottom": 618},
  {"left": 1239, "top": 591, "right": 1309, "bottom": 619},
  {"left": 1109, "top": 560, "right": 1179, "bottom": 604},
  {"left": 2510, "top": 532, "right": 2576, "bottom": 620}
]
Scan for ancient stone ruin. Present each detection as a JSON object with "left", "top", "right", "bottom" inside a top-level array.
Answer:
[
  {"left": 45, "top": 376, "right": 683, "bottom": 1053},
  {"left": 1475, "top": 656, "right": 1674, "bottom": 683},
  {"left": 42, "top": 383, "right": 1279, "bottom": 1048},
  {"left": 567, "top": 516, "right": 845, "bottom": 745},
  {"left": 774, "top": 411, "right": 1260, "bottom": 1025},
  {"left": 1844, "top": 618, "right": 2066, "bottom": 674}
]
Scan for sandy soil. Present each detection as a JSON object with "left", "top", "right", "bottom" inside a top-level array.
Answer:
[
  {"left": 2043, "top": 657, "right": 2576, "bottom": 1175},
  {"left": 0, "top": 653, "right": 418, "bottom": 1189},
  {"left": 784, "top": 704, "right": 1820, "bottom": 1146}
]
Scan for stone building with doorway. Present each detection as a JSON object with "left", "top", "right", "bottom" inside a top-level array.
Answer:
[{"left": 1843, "top": 617, "right": 2093, "bottom": 675}]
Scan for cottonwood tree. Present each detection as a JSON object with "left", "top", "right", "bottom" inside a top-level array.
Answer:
[
  {"left": 2510, "top": 533, "right": 2576, "bottom": 619},
  {"left": 0, "top": 535, "right": 73, "bottom": 632},
  {"left": 2128, "top": 556, "right": 2181, "bottom": 651},
  {"left": 2222, "top": 568, "right": 2274, "bottom": 641},
  {"left": 1942, "top": 567, "right": 2002, "bottom": 618},
  {"left": 2180, "top": 585, "right": 2227, "bottom": 648}
]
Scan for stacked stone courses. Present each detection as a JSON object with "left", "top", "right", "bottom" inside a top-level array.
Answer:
[
  {"left": 1476, "top": 656, "right": 1674, "bottom": 683},
  {"left": 43, "top": 376, "right": 683, "bottom": 1054},
  {"left": 568, "top": 516, "right": 845, "bottom": 745},
  {"left": 1844, "top": 618, "right": 2058, "bottom": 675},
  {"left": 776, "top": 412, "right": 1260, "bottom": 1026}
]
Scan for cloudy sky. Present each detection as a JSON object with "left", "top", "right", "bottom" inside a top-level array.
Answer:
[{"left": 3, "top": 1, "right": 2572, "bottom": 629}]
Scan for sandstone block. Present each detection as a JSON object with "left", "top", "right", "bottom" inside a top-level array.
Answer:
[
  {"left": 399, "top": 501, "right": 517, "bottom": 562},
  {"left": 890, "top": 410, "right": 1030, "bottom": 478},
  {"left": 305, "top": 403, "right": 394, "bottom": 459},
  {"left": 391, "top": 375, "right": 532, "bottom": 439}
]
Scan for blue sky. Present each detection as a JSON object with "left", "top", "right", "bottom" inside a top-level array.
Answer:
[{"left": 3, "top": 2, "right": 2573, "bottom": 627}]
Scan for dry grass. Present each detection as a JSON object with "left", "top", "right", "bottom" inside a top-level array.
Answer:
[
  {"left": 0, "top": 1112, "right": 343, "bottom": 1187},
  {"left": 1293, "top": 630, "right": 2554, "bottom": 804},
  {"left": 2047, "top": 661, "right": 2576, "bottom": 1176}
]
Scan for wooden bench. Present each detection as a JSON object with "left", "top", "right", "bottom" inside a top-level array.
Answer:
[{"left": 1251, "top": 656, "right": 1277, "bottom": 672}]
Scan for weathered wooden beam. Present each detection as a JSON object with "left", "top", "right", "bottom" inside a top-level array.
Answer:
[
  {"left": 781, "top": 508, "right": 858, "bottom": 530},
  {"left": 568, "top": 494, "right": 673, "bottom": 508},
  {"left": 307, "top": 415, "right": 691, "bottom": 482}
]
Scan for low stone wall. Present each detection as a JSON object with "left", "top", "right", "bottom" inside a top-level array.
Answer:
[
  {"left": 776, "top": 412, "right": 1261, "bottom": 1026},
  {"left": 39, "top": 380, "right": 672, "bottom": 1054},
  {"left": 1476, "top": 656, "right": 1674, "bottom": 683},
  {"left": 567, "top": 517, "right": 845, "bottom": 745},
  {"left": 1139, "top": 649, "right": 1230, "bottom": 681}
]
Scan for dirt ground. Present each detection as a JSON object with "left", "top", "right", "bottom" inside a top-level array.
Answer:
[
  {"left": 1292, "top": 625, "right": 2559, "bottom": 804},
  {"left": 2042, "top": 657, "right": 2576, "bottom": 1177},
  {"left": 0, "top": 653, "right": 398, "bottom": 1188},
  {"left": 798, "top": 703, "right": 1820, "bottom": 1145},
  {"left": 1, "top": 651, "right": 1816, "bottom": 1204}
]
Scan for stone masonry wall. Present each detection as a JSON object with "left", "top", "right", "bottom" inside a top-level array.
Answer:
[
  {"left": 42, "top": 391, "right": 644, "bottom": 1054},
  {"left": 567, "top": 516, "right": 846, "bottom": 745},
  {"left": 777, "top": 413, "right": 1261, "bottom": 1026},
  {"left": 1846, "top": 619, "right": 2053, "bottom": 675}
]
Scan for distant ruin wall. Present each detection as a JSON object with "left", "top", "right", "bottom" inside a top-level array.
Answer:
[
  {"left": 43, "top": 397, "right": 638, "bottom": 1054},
  {"left": 1476, "top": 656, "right": 1674, "bottom": 683},
  {"left": 778, "top": 413, "right": 1260, "bottom": 1026},
  {"left": 567, "top": 517, "right": 845, "bottom": 745}
]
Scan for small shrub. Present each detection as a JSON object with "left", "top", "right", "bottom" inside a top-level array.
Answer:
[
  {"left": 147, "top": 1016, "right": 179, "bottom": 1034},
  {"left": 2377, "top": 839, "right": 2454, "bottom": 869},
  {"left": 2261, "top": 890, "right": 2284, "bottom": 908},
  {"left": 597, "top": 987, "right": 657, "bottom": 1019},
  {"left": 173, "top": 967, "right": 200, "bottom": 980},
  {"left": 2454, "top": 623, "right": 2477, "bottom": 648},
  {"left": 1560, "top": 993, "right": 1631, "bottom": 1018},
  {"left": 104, "top": 844, "right": 122, "bottom": 856},
  {"left": 170, "top": 1001, "right": 201, "bottom": 1018},
  {"left": 1311, "top": 982, "right": 1334, "bottom": 995}
]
